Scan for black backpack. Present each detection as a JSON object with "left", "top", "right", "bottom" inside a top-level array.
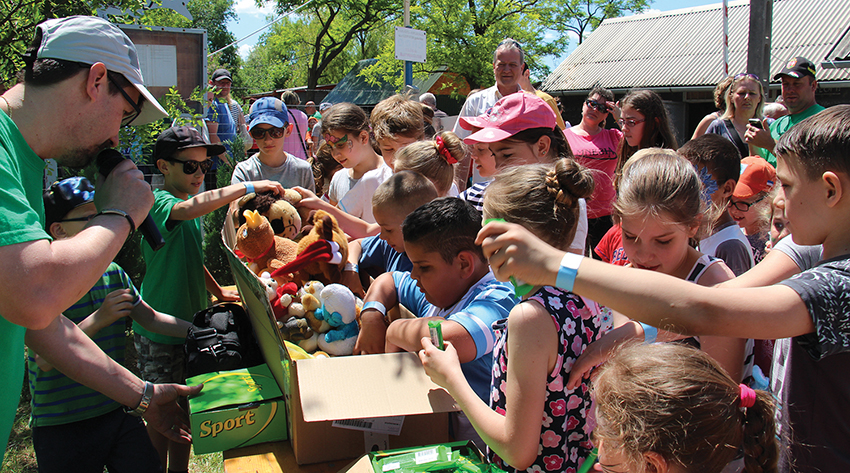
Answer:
[{"left": 184, "top": 303, "right": 264, "bottom": 378}]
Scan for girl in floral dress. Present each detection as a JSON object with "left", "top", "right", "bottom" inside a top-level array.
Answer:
[{"left": 420, "top": 158, "right": 611, "bottom": 473}]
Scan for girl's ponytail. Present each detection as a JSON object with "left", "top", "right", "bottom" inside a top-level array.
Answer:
[{"left": 741, "top": 388, "right": 779, "bottom": 473}]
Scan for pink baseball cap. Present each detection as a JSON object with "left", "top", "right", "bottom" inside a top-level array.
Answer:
[
  {"left": 459, "top": 92, "right": 556, "bottom": 144},
  {"left": 734, "top": 156, "right": 776, "bottom": 199}
]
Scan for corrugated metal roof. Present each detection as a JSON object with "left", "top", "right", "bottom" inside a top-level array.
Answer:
[{"left": 541, "top": 0, "right": 850, "bottom": 93}]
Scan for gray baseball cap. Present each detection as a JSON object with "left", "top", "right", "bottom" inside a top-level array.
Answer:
[{"left": 33, "top": 16, "right": 168, "bottom": 125}]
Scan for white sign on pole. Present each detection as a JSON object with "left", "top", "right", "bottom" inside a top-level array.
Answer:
[{"left": 394, "top": 27, "right": 427, "bottom": 63}]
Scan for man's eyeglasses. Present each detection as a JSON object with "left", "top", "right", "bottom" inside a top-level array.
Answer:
[
  {"left": 250, "top": 126, "right": 286, "bottom": 140},
  {"left": 163, "top": 158, "right": 213, "bottom": 175},
  {"left": 617, "top": 117, "right": 646, "bottom": 128},
  {"left": 48, "top": 177, "right": 95, "bottom": 204},
  {"left": 107, "top": 73, "right": 142, "bottom": 126},
  {"left": 730, "top": 194, "right": 766, "bottom": 212},
  {"left": 734, "top": 73, "right": 760, "bottom": 81},
  {"left": 585, "top": 99, "right": 609, "bottom": 113}
]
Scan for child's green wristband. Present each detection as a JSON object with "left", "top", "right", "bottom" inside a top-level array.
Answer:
[{"left": 556, "top": 253, "right": 583, "bottom": 292}]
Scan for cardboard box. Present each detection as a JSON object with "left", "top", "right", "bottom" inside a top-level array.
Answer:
[
  {"left": 187, "top": 363, "right": 288, "bottom": 454},
  {"left": 344, "top": 441, "right": 506, "bottom": 473},
  {"left": 219, "top": 209, "right": 459, "bottom": 465}
]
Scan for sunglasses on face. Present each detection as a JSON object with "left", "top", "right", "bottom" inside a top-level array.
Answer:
[
  {"left": 734, "top": 73, "right": 760, "bottom": 81},
  {"left": 164, "top": 157, "right": 213, "bottom": 174},
  {"left": 585, "top": 99, "right": 609, "bottom": 113},
  {"left": 59, "top": 214, "right": 97, "bottom": 224},
  {"left": 250, "top": 126, "right": 286, "bottom": 140},
  {"left": 617, "top": 117, "right": 646, "bottom": 128},
  {"left": 730, "top": 194, "right": 766, "bottom": 212}
]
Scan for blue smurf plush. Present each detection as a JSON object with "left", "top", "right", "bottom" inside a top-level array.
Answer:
[{"left": 314, "top": 284, "right": 360, "bottom": 355}]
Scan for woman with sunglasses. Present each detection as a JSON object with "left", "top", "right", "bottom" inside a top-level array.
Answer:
[
  {"left": 706, "top": 74, "right": 765, "bottom": 158},
  {"left": 564, "top": 87, "right": 622, "bottom": 251},
  {"left": 231, "top": 97, "right": 316, "bottom": 192}
]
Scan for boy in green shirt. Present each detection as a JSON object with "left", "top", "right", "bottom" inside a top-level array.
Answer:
[{"left": 137, "top": 126, "right": 283, "bottom": 472}]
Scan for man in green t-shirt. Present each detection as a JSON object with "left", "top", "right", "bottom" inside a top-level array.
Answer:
[
  {"left": 0, "top": 16, "right": 200, "bottom": 460},
  {"left": 745, "top": 56, "right": 826, "bottom": 167}
]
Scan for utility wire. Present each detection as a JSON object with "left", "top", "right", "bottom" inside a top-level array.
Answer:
[{"left": 208, "top": 0, "right": 315, "bottom": 57}]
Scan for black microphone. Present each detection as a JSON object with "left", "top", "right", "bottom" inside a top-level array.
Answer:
[{"left": 96, "top": 149, "right": 165, "bottom": 251}]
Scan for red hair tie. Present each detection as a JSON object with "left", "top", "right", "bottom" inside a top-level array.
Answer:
[
  {"left": 739, "top": 384, "right": 756, "bottom": 408},
  {"left": 435, "top": 136, "right": 457, "bottom": 164}
]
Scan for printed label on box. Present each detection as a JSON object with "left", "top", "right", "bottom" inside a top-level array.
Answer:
[{"left": 332, "top": 416, "right": 405, "bottom": 435}]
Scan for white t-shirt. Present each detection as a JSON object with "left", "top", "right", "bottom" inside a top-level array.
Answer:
[{"left": 337, "top": 164, "right": 393, "bottom": 223}]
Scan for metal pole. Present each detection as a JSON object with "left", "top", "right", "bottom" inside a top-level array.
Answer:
[
  {"left": 404, "top": 0, "right": 413, "bottom": 87},
  {"left": 748, "top": 0, "right": 773, "bottom": 97}
]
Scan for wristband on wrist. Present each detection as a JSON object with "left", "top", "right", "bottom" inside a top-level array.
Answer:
[
  {"left": 360, "top": 300, "right": 389, "bottom": 326},
  {"left": 344, "top": 262, "right": 358, "bottom": 272},
  {"left": 95, "top": 209, "right": 136, "bottom": 237},
  {"left": 125, "top": 381, "right": 153, "bottom": 417},
  {"left": 640, "top": 323, "right": 658, "bottom": 344},
  {"left": 244, "top": 182, "right": 255, "bottom": 195},
  {"left": 556, "top": 252, "right": 583, "bottom": 292}
]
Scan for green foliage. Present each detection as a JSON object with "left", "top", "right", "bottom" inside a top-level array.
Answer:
[{"left": 0, "top": 0, "right": 150, "bottom": 85}]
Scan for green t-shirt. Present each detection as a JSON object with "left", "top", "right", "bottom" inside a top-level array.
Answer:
[
  {"left": 136, "top": 189, "right": 207, "bottom": 344},
  {"left": 758, "top": 104, "right": 826, "bottom": 167},
  {"left": 28, "top": 263, "right": 139, "bottom": 427},
  {"left": 0, "top": 111, "right": 50, "bottom": 456}
]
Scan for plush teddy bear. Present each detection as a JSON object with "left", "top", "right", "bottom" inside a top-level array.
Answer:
[
  {"left": 269, "top": 210, "right": 348, "bottom": 286},
  {"left": 314, "top": 284, "right": 360, "bottom": 356},
  {"left": 236, "top": 191, "right": 301, "bottom": 240},
  {"left": 235, "top": 210, "right": 299, "bottom": 277}
]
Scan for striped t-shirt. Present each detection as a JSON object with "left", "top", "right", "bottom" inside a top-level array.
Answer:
[{"left": 27, "top": 263, "right": 140, "bottom": 427}]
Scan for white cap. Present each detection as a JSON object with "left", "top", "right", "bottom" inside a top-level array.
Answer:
[{"left": 34, "top": 16, "right": 167, "bottom": 125}]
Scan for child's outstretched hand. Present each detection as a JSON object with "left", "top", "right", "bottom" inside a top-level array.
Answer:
[
  {"left": 292, "top": 186, "right": 333, "bottom": 212},
  {"left": 419, "top": 337, "right": 464, "bottom": 392},
  {"left": 93, "top": 288, "right": 135, "bottom": 326},
  {"left": 216, "top": 288, "right": 241, "bottom": 303},
  {"left": 354, "top": 311, "right": 388, "bottom": 355},
  {"left": 250, "top": 180, "right": 285, "bottom": 195},
  {"left": 477, "top": 221, "right": 564, "bottom": 288}
]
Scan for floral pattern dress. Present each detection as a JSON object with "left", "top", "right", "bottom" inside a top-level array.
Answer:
[{"left": 488, "top": 286, "right": 612, "bottom": 473}]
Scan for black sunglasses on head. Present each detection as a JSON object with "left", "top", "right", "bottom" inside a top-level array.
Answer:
[{"left": 163, "top": 157, "right": 213, "bottom": 174}]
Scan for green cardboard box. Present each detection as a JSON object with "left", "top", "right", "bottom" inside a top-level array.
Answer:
[
  {"left": 186, "top": 363, "right": 288, "bottom": 454},
  {"left": 344, "top": 441, "right": 507, "bottom": 473}
]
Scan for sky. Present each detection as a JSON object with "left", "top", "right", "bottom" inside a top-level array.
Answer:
[{"left": 225, "top": 0, "right": 722, "bottom": 75}]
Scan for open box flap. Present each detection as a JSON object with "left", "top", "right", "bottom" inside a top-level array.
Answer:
[{"left": 295, "top": 352, "right": 458, "bottom": 422}]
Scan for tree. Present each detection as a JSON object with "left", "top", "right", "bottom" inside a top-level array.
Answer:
[
  {"left": 0, "top": 0, "right": 148, "bottom": 85},
  {"left": 547, "top": 0, "right": 649, "bottom": 45},
  {"left": 360, "top": 0, "right": 563, "bottom": 93},
  {"left": 264, "top": 0, "right": 401, "bottom": 90}
]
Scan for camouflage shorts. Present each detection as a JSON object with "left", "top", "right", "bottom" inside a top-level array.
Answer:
[{"left": 134, "top": 334, "right": 186, "bottom": 384}]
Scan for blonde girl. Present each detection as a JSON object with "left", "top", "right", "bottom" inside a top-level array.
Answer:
[
  {"left": 420, "top": 158, "right": 609, "bottom": 473},
  {"left": 392, "top": 131, "right": 464, "bottom": 197},
  {"left": 568, "top": 149, "right": 749, "bottom": 387}
]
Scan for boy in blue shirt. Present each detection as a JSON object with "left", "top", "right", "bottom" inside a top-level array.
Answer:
[
  {"left": 356, "top": 198, "right": 518, "bottom": 443},
  {"left": 343, "top": 171, "right": 438, "bottom": 296},
  {"left": 28, "top": 177, "right": 192, "bottom": 473}
]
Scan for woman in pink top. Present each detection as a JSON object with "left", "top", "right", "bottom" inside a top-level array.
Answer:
[{"left": 564, "top": 87, "right": 622, "bottom": 251}]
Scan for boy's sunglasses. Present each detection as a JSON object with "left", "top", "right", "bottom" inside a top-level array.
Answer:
[
  {"left": 250, "top": 126, "right": 286, "bottom": 140},
  {"left": 585, "top": 99, "right": 609, "bottom": 113},
  {"left": 164, "top": 158, "right": 213, "bottom": 174}
]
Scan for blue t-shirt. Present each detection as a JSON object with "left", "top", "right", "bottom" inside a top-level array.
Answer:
[
  {"left": 392, "top": 271, "right": 517, "bottom": 401},
  {"left": 359, "top": 236, "right": 411, "bottom": 279},
  {"left": 206, "top": 98, "right": 236, "bottom": 157}
]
